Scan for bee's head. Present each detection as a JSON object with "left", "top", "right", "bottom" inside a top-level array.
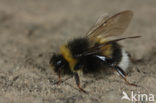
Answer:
[{"left": 49, "top": 53, "right": 64, "bottom": 73}]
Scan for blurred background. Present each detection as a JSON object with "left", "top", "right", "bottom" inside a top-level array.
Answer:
[{"left": 0, "top": 0, "right": 155, "bottom": 103}]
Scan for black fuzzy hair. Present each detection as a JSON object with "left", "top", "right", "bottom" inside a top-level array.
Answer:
[
  {"left": 67, "top": 38, "right": 89, "bottom": 58},
  {"left": 67, "top": 38, "right": 103, "bottom": 73},
  {"left": 111, "top": 42, "right": 122, "bottom": 64},
  {"left": 82, "top": 43, "right": 122, "bottom": 73},
  {"left": 82, "top": 55, "right": 104, "bottom": 73}
]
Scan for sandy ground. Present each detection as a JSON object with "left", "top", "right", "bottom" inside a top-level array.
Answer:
[{"left": 0, "top": 0, "right": 156, "bottom": 103}]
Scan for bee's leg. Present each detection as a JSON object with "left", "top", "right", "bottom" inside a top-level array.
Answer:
[
  {"left": 56, "top": 69, "right": 62, "bottom": 84},
  {"left": 114, "top": 66, "right": 137, "bottom": 87},
  {"left": 74, "top": 72, "right": 87, "bottom": 93}
]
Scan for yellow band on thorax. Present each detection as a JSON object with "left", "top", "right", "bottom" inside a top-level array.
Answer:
[{"left": 60, "top": 45, "right": 77, "bottom": 71}]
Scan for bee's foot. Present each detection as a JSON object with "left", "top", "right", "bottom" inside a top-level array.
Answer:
[
  {"left": 126, "top": 82, "right": 138, "bottom": 87},
  {"left": 54, "top": 80, "right": 62, "bottom": 85},
  {"left": 78, "top": 86, "right": 88, "bottom": 94}
]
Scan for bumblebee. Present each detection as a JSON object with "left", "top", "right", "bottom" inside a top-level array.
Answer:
[{"left": 50, "top": 10, "right": 140, "bottom": 93}]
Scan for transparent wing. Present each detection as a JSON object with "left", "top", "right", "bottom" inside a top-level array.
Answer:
[
  {"left": 86, "top": 10, "right": 133, "bottom": 39},
  {"left": 86, "top": 13, "right": 109, "bottom": 36}
]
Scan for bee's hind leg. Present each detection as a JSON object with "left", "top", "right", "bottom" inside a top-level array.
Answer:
[
  {"left": 114, "top": 66, "right": 138, "bottom": 87},
  {"left": 74, "top": 72, "right": 87, "bottom": 93}
]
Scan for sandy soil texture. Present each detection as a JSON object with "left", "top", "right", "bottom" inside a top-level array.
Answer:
[{"left": 0, "top": 0, "right": 156, "bottom": 103}]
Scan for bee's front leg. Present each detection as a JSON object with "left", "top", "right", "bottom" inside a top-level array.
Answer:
[{"left": 56, "top": 69, "right": 62, "bottom": 85}]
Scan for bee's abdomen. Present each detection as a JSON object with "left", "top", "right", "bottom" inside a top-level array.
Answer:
[
  {"left": 111, "top": 43, "right": 122, "bottom": 63},
  {"left": 99, "top": 42, "right": 122, "bottom": 63},
  {"left": 118, "top": 48, "right": 130, "bottom": 72},
  {"left": 112, "top": 43, "right": 130, "bottom": 72}
]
